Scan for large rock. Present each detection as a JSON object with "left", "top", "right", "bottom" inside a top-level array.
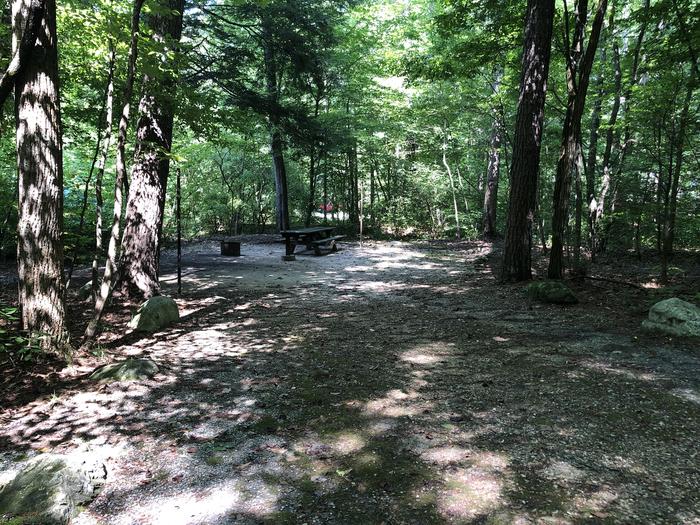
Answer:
[
  {"left": 90, "top": 358, "right": 159, "bottom": 382},
  {"left": 0, "top": 454, "right": 106, "bottom": 524},
  {"left": 128, "top": 295, "right": 179, "bottom": 333},
  {"left": 526, "top": 280, "right": 578, "bottom": 305},
  {"left": 642, "top": 298, "right": 700, "bottom": 337},
  {"left": 76, "top": 282, "right": 93, "bottom": 302}
]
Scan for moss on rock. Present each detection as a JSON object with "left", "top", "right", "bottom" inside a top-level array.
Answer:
[
  {"left": 90, "top": 358, "right": 159, "bottom": 382},
  {"left": 525, "top": 281, "right": 578, "bottom": 305},
  {"left": 128, "top": 296, "right": 179, "bottom": 333},
  {"left": 642, "top": 298, "right": 700, "bottom": 338},
  {"left": 0, "top": 455, "right": 106, "bottom": 525}
]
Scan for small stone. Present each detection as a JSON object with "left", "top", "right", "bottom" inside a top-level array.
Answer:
[
  {"left": 90, "top": 358, "right": 159, "bottom": 382},
  {"left": 128, "top": 296, "right": 179, "bottom": 333}
]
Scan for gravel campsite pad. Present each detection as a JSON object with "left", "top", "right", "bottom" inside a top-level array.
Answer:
[{"left": 1, "top": 238, "right": 699, "bottom": 524}]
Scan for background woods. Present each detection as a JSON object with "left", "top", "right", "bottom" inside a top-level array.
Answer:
[{"left": 0, "top": 0, "right": 698, "bottom": 347}]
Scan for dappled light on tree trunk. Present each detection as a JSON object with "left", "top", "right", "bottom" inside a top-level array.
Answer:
[{"left": 14, "top": 0, "right": 67, "bottom": 351}]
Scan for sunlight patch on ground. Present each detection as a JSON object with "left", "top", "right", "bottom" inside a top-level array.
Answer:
[
  {"left": 542, "top": 460, "right": 586, "bottom": 483},
  {"left": 365, "top": 418, "right": 397, "bottom": 435},
  {"left": 435, "top": 466, "right": 505, "bottom": 520},
  {"left": 420, "top": 446, "right": 472, "bottom": 465},
  {"left": 604, "top": 455, "right": 648, "bottom": 475},
  {"left": 114, "top": 480, "right": 279, "bottom": 525},
  {"left": 343, "top": 279, "right": 422, "bottom": 293},
  {"left": 363, "top": 388, "right": 429, "bottom": 418},
  {"left": 671, "top": 388, "right": 700, "bottom": 405},
  {"left": 344, "top": 265, "right": 378, "bottom": 272},
  {"left": 177, "top": 296, "right": 225, "bottom": 319},
  {"left": 329, "top": 431, "right": 366, "bottom": 455},
  {"left": 580, "top": 360, "right": 661, "bottom": 382},
  {"left": 572, "top": 486, "right": 618, "bottom": 516},
  {"left": 401, "top": 348, "right": 444, "bottom": 366}
]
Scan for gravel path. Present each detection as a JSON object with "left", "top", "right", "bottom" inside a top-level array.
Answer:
[{"left": 1, "top": 239, "right": 699, "bottom": 524}]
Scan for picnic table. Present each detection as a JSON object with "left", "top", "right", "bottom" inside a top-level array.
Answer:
[{"left": 280, "top": 226, "right": 345, "bottom": 256}]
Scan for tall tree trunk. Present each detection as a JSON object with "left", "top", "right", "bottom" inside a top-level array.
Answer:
[
  {"left": 305, "top": 82, "right": 323, "bottom": 227},
  {"left": 323, "top": 154, "right": 328, "bottom": 225},
  {"left": 573, "top": 145, "right": 584, "bottom": 266},
  {"left": 593, "top": 2, "right": 633, "bottom": 256},
  {"left": 483, "top": 66, "right": 503, "bottom": 239},
  {"left": 14, "top": 0, "right": 67, "bottom": 351},
  {"left": 263, "top": 20, "right": 289, "bottom": 232},
  {"left": 501, "top": 0, "right": 555, "bottom": 282},
  {"left": 120, "top": 0, "right": 184, "bottom": 300},
  {"left": 0, "top": 0, "right": 44, "bottom": 112},
  {"left": 442, "top": 138, "right": 461, "bottom": 240},
  {"left": 661, "top": 71, "right": 695, "bottom": 282},
  {"left": 654, "top": 126, "right": 664, "bottom": 254},
  {"left": 370, "top": 159, "right": 376, "bottom": 228},
  {"left": 548, "top": 0, "right": 607, "bottom": 279},
  {"left": 586, "top": 51, "right": 603, "bottom": 253},
  {"left": 351, "top": 141, "right": 360, "bottom": 228},
  {"left": 92, "top": 42, "right": 116, "bottom": 298},
  {"left": 85, "top": 0, "right": 144, "bottom": 341},
  {"left": 305, "top": 149, "right": 316, "bottom": 227},
  {"left": 66, "top": 43, "right": 117, "bottom": 291},
  {"left": 597, "top": 0, "right": 651, "bottom": 250},
  {"left": 65, "top": 48, "right": 112, "bottom": 292},
  {"left": 482, "top": 113, "right": 502, "bottom": 239}
]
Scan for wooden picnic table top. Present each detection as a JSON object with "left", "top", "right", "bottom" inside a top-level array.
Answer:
[{"left": 280, "top": 226, "right": 334, "bottom": 236}]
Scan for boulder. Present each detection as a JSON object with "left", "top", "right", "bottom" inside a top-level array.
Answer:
[
  {"left": 128, "top": 295, "right": 179, "bottom": 333},
  {"left": 90, "top": 358, "right": 159, "bottom": 382},
  {"left": 76, "top": 282, "right": 93, "bottom": 302},
  {"left": 642, "top": 298, "right": 700, "bottom": 337},
  {"left": 526, "top": 281, "right": 578, "bottom": 305},
  {"left": 0, "top": 454, "right": 106, "bottom": 525}
]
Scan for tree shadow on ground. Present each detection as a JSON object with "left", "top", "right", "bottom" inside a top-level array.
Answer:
[{"left": 1, "top": 240, "right": 699, "bottom": 524}]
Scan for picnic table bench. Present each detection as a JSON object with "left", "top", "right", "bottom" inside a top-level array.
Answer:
[{"left": 280, "top": 227, "right": 345, "bottom": 256}]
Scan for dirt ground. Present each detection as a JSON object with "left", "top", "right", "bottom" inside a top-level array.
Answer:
[{"left": 1, "top": 237, "right": 699, "bottom": 524}]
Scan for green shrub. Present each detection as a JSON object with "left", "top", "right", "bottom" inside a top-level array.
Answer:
[{"left": 0, "top": 306, "right": 42, "bottom": 362}]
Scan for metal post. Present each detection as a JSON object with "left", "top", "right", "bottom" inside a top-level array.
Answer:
[{"left": 177, "top": 166, "right": 182, "bottom": 294}]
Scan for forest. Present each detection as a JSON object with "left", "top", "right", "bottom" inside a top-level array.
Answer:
[{"left": 0, "top": 0, "right": 699, "bottom": 524}]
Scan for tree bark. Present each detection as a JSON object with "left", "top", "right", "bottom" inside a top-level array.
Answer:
[
  {"left": 501, "top": 0, "right": 555, "bottom": 282},
  {"left": 85, "top": 0, "right": 144, "bottom": 341},
  {"left": 120, "top": 0, "right": 184, "bottom": 300},
  {"left": 14, "top": 0, "right": 67, "bottom": 351},
  {"left": 661, "top": 71, "right": 695, "bottom": 281},
  {"left": 263, "top": 19, "right": 289, "bottom": 232},
  {"left": 597, "top": 0, "right": 650, "bottom": 251},
  {"left": 573, "top": 146, "right": 584, "bottom": 266},
  {"left": 548, "top": 0, "right": 607, "bottom": 279},
  {"left": 586, "top": 51, "right": 603, "bottom": 253},
  {"left": 305, "top": 149, "right": 316, "bottom": 227},
  {"left": 305, "top": 83, "right": 323, "bottom": 227},
  {"left": 91, "top": 42, "right": 116, "bottom": 298},
  {"left": 482, "top": 103, "right": 502, "bottom": 239},
  {"left": 443, "top": 138, "right": 461, "bottom": 240},
  {"left": 0, "top": 0, "right": 44, "bottom": 112}
]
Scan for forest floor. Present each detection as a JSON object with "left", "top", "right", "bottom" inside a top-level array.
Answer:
[{"left": 1, "top": 237, "right": 699, "bottom": 525}]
